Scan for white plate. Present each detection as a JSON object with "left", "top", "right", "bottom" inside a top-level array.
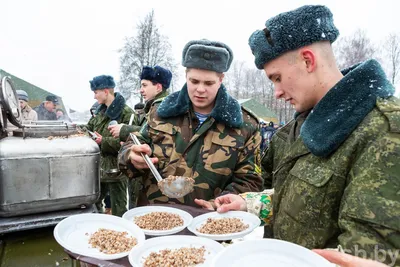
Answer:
[
  {"left": 129, "top": 235, "right": 224, "bottom": 267},
  {"left": 53, "top": 213, "right": 145, "bottom": 260},
  {"left": 188, "top": 211, "right": 261, "bottom": 241},
  {"left": 122, "top": 206, "right": 193, "bottom": 236},
  {"left": 211, "top": 239, "right": 335, "bottom": 267}
]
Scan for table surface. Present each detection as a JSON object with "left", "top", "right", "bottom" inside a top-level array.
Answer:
[{"left": 65, "top": 204, "right": 213, "bottom": 267}]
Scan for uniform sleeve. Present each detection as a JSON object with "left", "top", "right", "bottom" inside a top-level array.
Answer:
[
  {"left": 261, "top": 139, "right": 275, "bottom": 189},
  {"left": 221, "top": 128, "right": 263, "bottom": 195},
  {"left": 101, "top": 107, "right": 134, "bottom": 154},
  {"left": 240, "top": 189, "right": 274, "bottom": 226},
  {"left": 119, "top": 124, "right": 142, "bottom": 142},
  {"left": 338, "top": 134, "right": 400, "bottom": 266},
  {"left": 118, "top": 123, "right": 152, "bottom": 179}
]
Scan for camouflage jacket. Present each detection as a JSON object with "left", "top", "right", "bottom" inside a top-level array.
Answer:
[
  {"left": 119, "top": 91, "right": 169, "bottom": 142},
  {"left": 85, "top": 93, "right": 134, "bottom": 182},
  {"left": 33, "top": 103, "right": 57, "bottom": 120},
  {"left": 119, "top": 84, "right": 263, "bottom": 207},
  {"left": 251, "top": 60, "right": 400, "bottom": 265}
]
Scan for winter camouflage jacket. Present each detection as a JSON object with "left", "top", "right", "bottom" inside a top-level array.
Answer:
[
  {"left": 34, "top": 103, "right": 57, "bottom": 120},
  {"left": 119, "top": 84, "right": 263, "bottom": 207},
  {"left": 119, "top": 91, "right": 169, "bottom": 142},
  {"left": 244, "top": 60, "right": 400, "bottom": 266},
  {"left": 84, "top": 93, "right": 134, "bottom": 182}
]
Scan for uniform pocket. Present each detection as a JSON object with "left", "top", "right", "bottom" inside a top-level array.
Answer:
[
  {"left": 203, "top": 132, "right": 243, "bottom": 176},
  {"left": 281, "top": 159, "right": 334, "bottom": 226}
]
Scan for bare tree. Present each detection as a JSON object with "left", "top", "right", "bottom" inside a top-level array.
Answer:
[
  {"left": 118, "top": 10, "right": 178, "bottom": 102},
  {"left": 226, "top": 61, "right": 245, "bottom": 99},
  {"left": 334, "top": 29, "right": 377, "bottom": 69},
  {"left": 383, "top": 33, "right": 400, "bottom": 85}
]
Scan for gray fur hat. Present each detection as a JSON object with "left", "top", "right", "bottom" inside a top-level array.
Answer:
[
  {"left": 249, "top": 5, "right": 340, "bottom": 69},
  {"left": 182, "top": 39, "right": 234, "bottom": 73}
]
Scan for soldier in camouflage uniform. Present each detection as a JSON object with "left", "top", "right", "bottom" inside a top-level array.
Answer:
[
  {"left": 83, "top": 75, "right": 134, "bottom": 217},
  {"left": 197, "top": 5, "right": 400, "bottom": 266},
  {"left": 118, "top": 39, "right": 263, "bottom": 207},
  {"left": 109, "top": 66, "right": 172, "bottom": 208}
]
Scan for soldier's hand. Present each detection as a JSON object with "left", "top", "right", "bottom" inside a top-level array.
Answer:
[
  {"left": 313, "top": 249, "right": 389, "bottom": 267},
  {"left": 194, "top": 199, "right": 215, "bottom": 211},
  {"left": 108, "top": 124, "right": 124, "bottom": 138},
  {"left": 128, "top": 143, "right": 158, "bottom": 169},
  {"left": 94, "top": 131, "right": 102, "bottom": 144},
  {"left": 214, "top": 194, "right": 247, "bottom": 213}
]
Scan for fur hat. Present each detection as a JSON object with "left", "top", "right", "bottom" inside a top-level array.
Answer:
[
  {"left": 140, "top": 66, "right": 172, "bottom": 89},
  {"left": 17, "top": 90, "right": 29, "bottom": 102},
  {"left": 182, "top": 39, "right": 233, "bottom": 73},
  {"left": 46, "top": 95, "right": 59, "bottom": 104},
  {"left": 249, "top": 5, "right": 339, "bottom": 69},
  {"left": 89, "top": 75, "right": 116, "bottom": 91}
]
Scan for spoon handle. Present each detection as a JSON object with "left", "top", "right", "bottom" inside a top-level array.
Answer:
[{"left": 129, "top": 133, "right": 163, "bottom": 182}]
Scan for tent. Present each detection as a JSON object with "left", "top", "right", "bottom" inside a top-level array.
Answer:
[
  {"left": 238, "top": 98, "right": 278, "bottom": 124},
  {"left": 0, "top": 69, "right": 66, "bottom": 111}
]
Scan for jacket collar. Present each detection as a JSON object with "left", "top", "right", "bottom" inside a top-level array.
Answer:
[
  {"left": 96, "top": 92, "right": 126, "bottom": 120},
  {"left": 144, "top": 90, "right": 168, "bottom": 113},
  {"left": 157, "top": 84, "right": 243, "bottom": 128},
  {"left": 300, "top": 59, "right": 394, "bottom": 157}
]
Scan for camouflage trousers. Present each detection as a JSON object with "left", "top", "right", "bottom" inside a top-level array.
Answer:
[
  {"left": 128, "top": 177, "right": 142, "bottom": 209},
  {"left": 96, "top": 179, "right": 128, "bottom": 217}
]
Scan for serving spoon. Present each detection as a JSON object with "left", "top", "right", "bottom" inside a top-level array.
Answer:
[{"left": 129, "top": 133, "right": 194, "bottom": 198}]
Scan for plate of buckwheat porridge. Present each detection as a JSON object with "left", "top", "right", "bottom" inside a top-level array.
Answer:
[
  {"left": 122, "top": 206, "right": 193, "bottom": 236},
  {"left": 53, "top": 213, "right": 145, "bottom": 260},
  {"left": 128, "top": 235, "right": 224, "bottom": 267},
  {"left": 188, "top": 211, "right": 261, "bottom": 241}
]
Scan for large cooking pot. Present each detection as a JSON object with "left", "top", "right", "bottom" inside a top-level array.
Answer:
[{"left": 0, "top": 75, "right": 100, "bottom": 217}]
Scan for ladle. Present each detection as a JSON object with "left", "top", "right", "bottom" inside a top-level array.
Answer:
[{"left": 129, "top": 133, "right": 194, "bottom": 198}]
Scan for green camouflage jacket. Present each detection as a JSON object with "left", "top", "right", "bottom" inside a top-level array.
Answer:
[
  {"left": 119, "top": 91, "right": 169, "bottom": 142},
  {"left": 85, "top": 93, "right": 134, "bottom": 182},
  {"left": 119, "top": 84, "right": 263, "bottom": 206},
  {"left": 248, "top": 60, "right": 400, "bottom": 265}
]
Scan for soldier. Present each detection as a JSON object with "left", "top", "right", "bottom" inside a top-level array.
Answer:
[
  {"left": 109, "top": 66, "right": 172, "bottom": 209},
  {"left": 83, "top": 75, "right": 134, "bottom": 217},
  {"left": 108, "top": 65, "right": 172, "bottom": 142},
  {"left": 133, "top": 102, "right": 145, "bottom": 123},
  {"left": 197, "top": 5, "right": 400, "bottom": 266},
  {"left": 34, "top": 95, "right": 58, "bottom": 120},
  {"left": 17, "top": 90, "right": 37, "bottom": 122},
  {"left": 118, "top": 39, "right": 263, "bottom": 207}
]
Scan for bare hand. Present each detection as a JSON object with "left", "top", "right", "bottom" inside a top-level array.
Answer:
[
  {"left": 94, "top": 131, "right": 102, "bottom": 144},
  {"left": 194, "top": 199, "right": 216, "bottom": 211},
  {"left": 214, "top": 194, "right": 247, "bottom": 213},
  {"left": 128, "top": 143, "right": 158, "bottom": 169},
  {"left": 313, "top": 249, "right": 389, "bottom": 267},
  {"left": 108, "top": 124, "right": 124, "bottom": 138}
]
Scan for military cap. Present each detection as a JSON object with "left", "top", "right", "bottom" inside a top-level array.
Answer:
[
  {"left": 140, "top": 66, "right": 172, "bottom": 90},
  {"left": 89, "top": 75, "right": 116, "bottom": 91},
  {"left": 182, "top": 39, "right": 234, "bottom": 73},
  {"left": 249, "top": 5, "right": 339, "bottom": 69},
  {"left": 46, "top": 95, "right": 59, "bottom": 104}
]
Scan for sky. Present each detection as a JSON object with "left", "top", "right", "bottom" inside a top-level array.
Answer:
[{"left": 1, "top": 0, "right": 399, "bottom": 112}]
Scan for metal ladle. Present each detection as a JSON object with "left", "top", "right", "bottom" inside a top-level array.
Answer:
[{"left": 129, "top": 133, "right": 194, "bottom": 198}]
